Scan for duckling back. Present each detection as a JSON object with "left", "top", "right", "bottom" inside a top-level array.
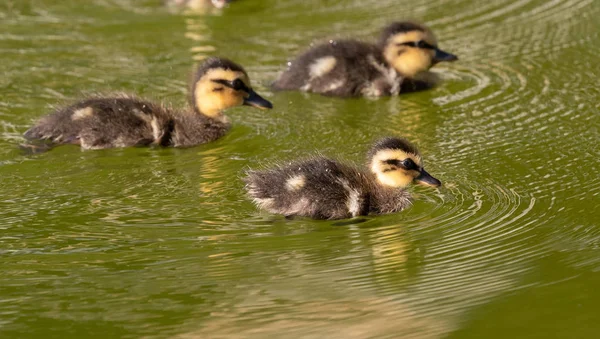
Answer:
[
  {"left": 245, "top": 157, "right": 370, "bottom": 219},
  {"left": 246, "top": 156, "right": 415, "bottom": 220},
  {"left": 273, "top": 40, "right": 398, "bottom": 97},
  {"left": 23, "top": 57, "right": 270, "bottom": 151},
  {"left": 24, "top": 96, "right": 232, "bottom": 150},
  {"left": 24, "top": 97, "right": 175, "bottom": 149}
]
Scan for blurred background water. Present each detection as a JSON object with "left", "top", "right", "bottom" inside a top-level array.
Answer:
[{"left": 0, "top": 0, "right": 599, "bottom": 338}]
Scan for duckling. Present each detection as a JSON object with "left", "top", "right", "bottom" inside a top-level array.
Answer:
[
  {"left": 272, "top": 21, "right": 458, "bottom": 97},
  {"left": 23, "top": 57, "right": 272, "bottom": 150},
  {"left": 244, "top": 137, "right": 441, "bottom": 220},
  {"left": 165, "top": 0, "right": 234, "bottom": 10}
]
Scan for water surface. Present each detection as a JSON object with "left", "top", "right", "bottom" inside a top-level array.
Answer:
[{"left": 1, "top": 0, "right": 599, "bottom": 338}]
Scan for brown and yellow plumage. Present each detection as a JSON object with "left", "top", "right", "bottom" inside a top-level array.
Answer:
[
  {"left": 245, "top": 137, "right": 441, "bottom": 220},
  {"left": 23, "top": 57, "right": 272, "bottom": 151}
]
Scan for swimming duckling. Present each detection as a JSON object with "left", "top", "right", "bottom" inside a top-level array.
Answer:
[
  {"left": 272, "top": 21, "right": 458, "bottom": 97},
  {"left": 165, "top": 0, "right": 233, "bottom": 10},
  {"left": 244, "top": 137, "right": 441, "bottom": 220},
  {"left": 23, "top": 57, "right": 272, "bottom": 150}
]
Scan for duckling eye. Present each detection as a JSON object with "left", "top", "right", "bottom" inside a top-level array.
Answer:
[
  {"left": 402, "top": 159, "right": 418, "bottom": 170},
  {"left": 231, "top": 79, "right": 245, "bottom": 91}
]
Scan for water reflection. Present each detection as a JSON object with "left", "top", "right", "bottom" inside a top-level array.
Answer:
[
  {"left": 184, "top": 18, "right": 216, "bottom": 61},
  {"left": 177, "top": 297, "right": 453, "bottom": 339},
  {"left": 166, "top": 0, "right": 232, "bottom": 13}
]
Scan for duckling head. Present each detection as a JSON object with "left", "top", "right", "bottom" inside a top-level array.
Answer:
[
  {"left": 379, "top": 21, "right": 458, "bottom": 78},
  {"left": 191, "top": 57, "right": 272, "bottom": 118},
  {"left": 368, "top": 137, "right": 441, "bottom": 188}
]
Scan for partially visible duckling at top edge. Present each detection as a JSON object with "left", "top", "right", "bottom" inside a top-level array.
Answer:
[
  {"left": 244, "top": 137, "right": 441, "bottom": 220},
  {"left": 22, "top": 57, "right": 272, "bottom": 151},
  {"left": 272, "top": 21, "right": 458, "bottom": 97},
  {"left": 165, "top": 0, "right": 234, "bottom": 10}
]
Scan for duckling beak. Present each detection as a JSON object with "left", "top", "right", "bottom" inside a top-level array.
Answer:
[
  {"left": 433, "top": 48, "right": 458, "bottom": 64},
  {"left": 243, "top": 89, "right": 273, "bottom": 110},
  {"left": 414, "top": 169, "right": 442, "bottom": 187}
]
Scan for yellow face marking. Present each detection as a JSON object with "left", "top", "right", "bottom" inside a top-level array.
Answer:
[
  {"left": 370, "top": 149, "right": 423, "bottom": 188},
  {"left": 194, "top": 68, "right": 251, "bottom": 118},
  {"left": 71, "top": 107, "right": 94, "bottom": 121},
  {"left": 383, "top": 30, "right": 439, "bottom": 78},
  {"left": 377, "top": 170, "right": 414, "bottom": 188}
]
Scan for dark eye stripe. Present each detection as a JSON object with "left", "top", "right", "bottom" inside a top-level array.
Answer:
[
  {"left": 396, "top": 41, "right": 416, "bottom": 47},
  {"left": 382, "top": 159, "right": 419, "bottom": 171},
  {"left": 395, "top": 40, "right": 435, "bottom": 50},
  {"left": 211, "top": 79, "right": 250, "bottom": 92}
]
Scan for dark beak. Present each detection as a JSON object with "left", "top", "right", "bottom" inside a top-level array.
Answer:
[
  {"left": 433, "top": 48, "right": 458, "bottom": 64},
  {"left": 243, "top": 89, "right": 273, "bottom": 110},
  {"left": 414, "top": 168, "right": 442, "bottom": 187}
]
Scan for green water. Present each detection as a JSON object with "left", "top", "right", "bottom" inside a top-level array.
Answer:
[{"left": 1, "top": 0, "right": 599, "bottom": 338}]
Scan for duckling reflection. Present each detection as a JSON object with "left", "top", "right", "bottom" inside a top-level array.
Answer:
[
  {"left": 23, "top": 57, "right": 272, "bottom": 151},
  {"left": 273, "top": 21, "right": 458, "bottom": 97},
  {"left": 244, "top": 137, "right": 441, "bottom": 220}
]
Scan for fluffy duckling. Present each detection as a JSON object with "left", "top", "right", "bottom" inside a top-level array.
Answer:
[
  {"left": 272, "top": 21, "right": 458, "bottom": 97},
  {"left": 244, "top": 137, "right": 441, "bottom": 220},
  {"left": 23, "top": 57, "right": 272, "bottom": 150}
]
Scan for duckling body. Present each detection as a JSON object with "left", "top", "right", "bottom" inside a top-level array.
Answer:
[
  {"left": 245, "top": 157, "right": 412, "bottom": 219},
  {"left": 23, "top": 57, "right": 271, "bottom": 151},
  {"left": 245, "top": 137, "right": 441, "bottom": 220},
  {"left": 23, "top": 96, "right": 227, "bottom": 149},
  {"left": 273, "top": 40, "right": 398, "bottom": 97},
  {"left": 273, "top": 21, "right": 457, "bottom": 97}
]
